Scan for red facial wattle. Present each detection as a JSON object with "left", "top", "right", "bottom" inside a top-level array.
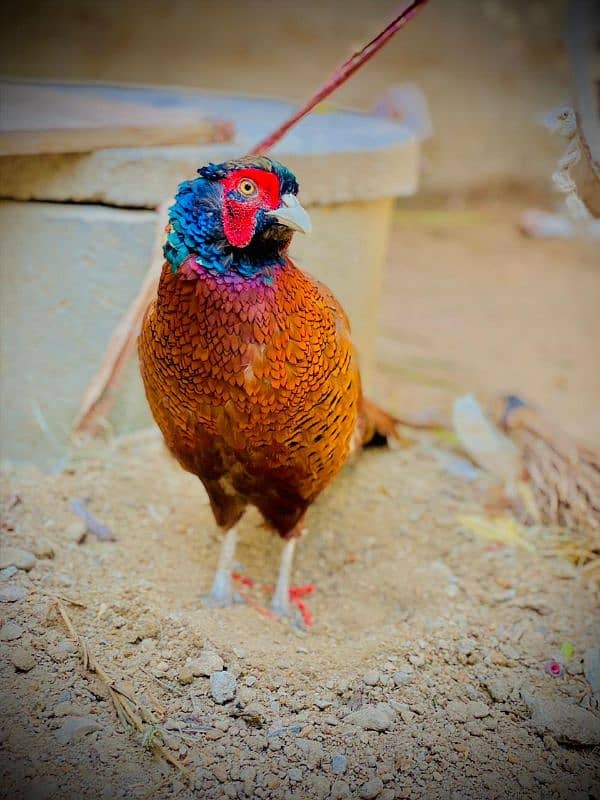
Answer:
[{"left": 220, "top": 168, "right": 281, "bottom": 248}]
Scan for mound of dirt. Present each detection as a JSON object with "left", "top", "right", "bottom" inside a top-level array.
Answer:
[{"left": 1, "top": 429, "right": 598, "bottom": 800}]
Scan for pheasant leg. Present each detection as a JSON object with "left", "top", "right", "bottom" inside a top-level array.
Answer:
[
  {"left": 205, "top": 527, "right": 239, "bottom": 607},
  {"left": 271, "top": 537, "right": 297, "bottom": 618}
]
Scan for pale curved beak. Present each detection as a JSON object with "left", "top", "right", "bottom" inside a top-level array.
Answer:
[{"left": 266, "top": 193, "right": 312, "bottom": 234}]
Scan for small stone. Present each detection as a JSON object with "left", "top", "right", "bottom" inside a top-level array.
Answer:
[
  {"left": 408, "top": 653, "right": 426, "bottom": 667},
  {"left": 446, "top": 700, "right": 469, "bottom": 723},
  {"left": 0, "top": 585, "right": 27, "bottom": 603},
  {"left": 331, "top": 779, "right": 351, "bottom": 800},
  {"left": 466, "top": 721, "right": 483, "bottom": 736},
  {"left": 53, "top": 701, "right": 88, "bottom": 717},
  {"left": 33, "top": 538, "right": 55, "bottom": 559},
  {"left": 525, "top": 695, "right": 600, "bottom": 745},
  {"left": 483, "top": 677, "right": 510, "bottom": 703},
  {"left": 396, "top": 704, "right": 416, "bottom": 724},
  {"left": 10, "top": 646, "right": 36, "bottom": 672},
  {"left": 55, "top": 715, "right": 103, "bottom": 744},
  {"left": 188, "top": 644, "right": 224, "bottom": 676},
  {"left": 0, "top": 546, "right": 36, "bottom": 571},
  {"left": 347, "top": 703, "right": 393, "bottom": 732},
  {"left": 466, "top": 700, "right": 490, "bottom": 719},
  {"left": 288, "top": 767, "right": 303, "bottom": 782},
  {"left": 0, "top": 621, "right": 24, "bottom": 641},
  {"left": 331, "top": 754, "right": 348, "bottom": 774},
  {"left": 178, "top": 666, "right": 194, "bottom": 685},
  {"left": 66, "top": 520, "right": 87, "bottom": 544},
  {"left": 210, "top": 670, "right": 236, "bottom": 704},
  {"left": 128, "top": 618, "right": 160, "bottom": 643},
  {"left": 393, "top": 670, "right": 413, "bottom": 687},
  {"left": 307, "top": 775, "right": 330, "bottom": 799},
  {"left": 239, "top": 701, "right": 267, "bottom": 726},
  {"left": 583, "top": 647, "right": 600, "bottom": 696},
  {"left": 0, "top": 566, "right": 18, "bottom": 579},
  {"left": 363, "top": 669, "right": 381, "bottom": 686},
  {"left": 359, "top": 777, "right": 384, "bottom": 799},
  {"left": 245, "top": 675, "right": 257, "bottom": 686}
]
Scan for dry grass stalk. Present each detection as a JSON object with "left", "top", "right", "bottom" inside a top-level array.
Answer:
[
  {"left": 51, "top": 598, "right": 189, "bottom": 778},
  {"left": 495, "top": 398, "right": 600, "bottom": 587}
]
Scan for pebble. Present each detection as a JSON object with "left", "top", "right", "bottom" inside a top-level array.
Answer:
[
  {"left": 408, "top": 653, "right": 426, "bottom": 667},
  {"left": 66, "top": 520, "right": 87, "bottom": 544},
  {"left": 359, "top": 777, "right": 384, "bottom": 799},
  {"left": 0, "top": 566, "right": 18, "bottom": 579},
  {"left": 583, "top": 647, "right": 600, "bottom": 696},
  {"left": 347, "top": 703, "right": 393, "bottom": 732},
  {"left": 210, "top": 670, "right": 236, "bottom": 704},
  {"left": 55, "top": 715, "right": 103, "bottom": 744},
  {"left": 524, "top": 694, "right": 600, "bottom": 745},
  {"left": 0, "top": 621, "right": 24, "bottom": 641},
  {"left": 0, "top": 547, "right": 36, "bottom": 572},
  {"left": 188, "top": 645, "right": 224, "bottom": 676},
  {"left": 33, "top": 538, "right": 55, "bottom": 559},
  {"left": 331, "top": 779, "right": 351, "bottom": 800},
  {"left": 331, "top": 754, "right": 348, "bottom": 774},
  {"left": 393, "top": 670, "right": 413, "bottom": 687},
  {"left": 53, "top": 701, "right": 88, "bottom": 717},
  {"left": 0, "top": 585, "right": 27, "bottom": 603},
  {"left": 10, "top": 646, "right": 36, "bottom": 672},
  {"left": 363, "top": 669, "right": 381, "bottom": 686},
  {"left": 446, "top": 699, "right": 490, "bottom": 722},
  {"left": 483, "top": 677, "right": 510, "bottom": 703},
  {"left": 288, "top": 767, "right": 303, "bottom": 782},
  {"left": 177, "top": 666, "right": 194, "bottom": 686}
]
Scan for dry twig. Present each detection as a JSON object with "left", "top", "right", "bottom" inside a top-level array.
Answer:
[{"left": 50, "top": 598, "right": 189, "bottom": 778}]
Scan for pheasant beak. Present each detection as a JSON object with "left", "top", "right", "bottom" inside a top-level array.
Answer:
[{"left": 266, "top": 193, "right": 312, "bottom": 234}]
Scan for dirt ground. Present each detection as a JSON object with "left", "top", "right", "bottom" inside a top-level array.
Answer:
[{"left": 1, "top": 200, "right": 599, "bottom": 800}]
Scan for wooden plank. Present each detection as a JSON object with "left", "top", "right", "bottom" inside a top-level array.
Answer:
[{"left": 0, "top": 81, "right": 234, "bottom": 156}]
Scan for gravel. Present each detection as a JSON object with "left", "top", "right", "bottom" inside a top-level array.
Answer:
[
  {"left": 359, "top": 776, "right": 384, "bottom": 799},
  {"left": 188, "top": 644, "right": 224, "bottom": 676},
  {"left": 210, "top": 670, "right": 237, "bottom": 704},
  {"left": 55, "top": 716, "right": 103, "bottom": 744},
  {"left": 524, "top": 695, "right": 600, "bottom": 746},
  {"left": 0, "top": 546, "right": 36, "bottom": 571},
  {"left": 331, "top": 754, "right": 348, "bottom": 774},
  {"left": 10, "top": 645, "right": 36, "bottom": 672},
  {"left": 0, "top": 585, "right": 27, "bottom": 603},
  {"left": 346, "top": 703, "right": 394, "bottom": 732},
  {"left": 0, "top": 621, "right": 24, "bottom": 641}
]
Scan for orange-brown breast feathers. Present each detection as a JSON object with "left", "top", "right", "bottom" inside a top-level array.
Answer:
[{"left": 138, "top": 256, "right": 361, "bottom": 534}]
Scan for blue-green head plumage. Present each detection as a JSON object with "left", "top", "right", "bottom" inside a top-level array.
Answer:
[{"left": 164, "top": 156, "right": 304, "bottom": 279}]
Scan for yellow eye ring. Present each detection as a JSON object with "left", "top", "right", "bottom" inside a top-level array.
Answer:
[{"left": 238, "top": 179, "right": 257, "bottom": 197}]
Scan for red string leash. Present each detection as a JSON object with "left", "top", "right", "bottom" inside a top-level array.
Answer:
[
  {"left": 232, "top": 571, "right": 315, "bottom": 627},
  {"left": 250, "top": 0, "right": 431, "bottom": 154}
]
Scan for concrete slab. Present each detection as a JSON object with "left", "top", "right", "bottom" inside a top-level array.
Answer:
[{"left": 0, "top": 202, "right": 155, "bottom": 468}]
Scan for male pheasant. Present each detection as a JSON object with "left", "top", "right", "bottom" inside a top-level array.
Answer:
[{"left": 139, "top": 156, "right": 397, "bottom": 617}]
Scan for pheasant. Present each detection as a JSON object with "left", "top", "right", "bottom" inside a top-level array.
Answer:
[{"left": 138, "top": 155, "right": 397, "bottom": 618}]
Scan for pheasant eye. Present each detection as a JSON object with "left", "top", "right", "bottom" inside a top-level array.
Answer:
[{"left": 238, "top": 179, "right": 257, "bottom": 197}]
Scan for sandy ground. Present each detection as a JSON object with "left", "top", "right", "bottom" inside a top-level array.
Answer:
[{"left": 1, "top": 201, "right": 599, "bottom": 800}]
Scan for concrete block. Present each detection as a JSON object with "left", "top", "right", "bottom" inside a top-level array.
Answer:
[{"left": 0, "top": 201, "right": 155, "bottom": 468}]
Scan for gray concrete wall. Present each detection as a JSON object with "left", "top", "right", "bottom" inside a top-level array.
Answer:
[{"left": 0, "top": 0, "right": 568, "bottom": 195}]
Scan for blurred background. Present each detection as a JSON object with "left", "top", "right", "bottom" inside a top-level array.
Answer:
[
  {"left": 0, "top": 0, "right": 598, "bottom": 467},
  {"left": 0, "top": 0, "right": 573, "bottom": 194}
]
